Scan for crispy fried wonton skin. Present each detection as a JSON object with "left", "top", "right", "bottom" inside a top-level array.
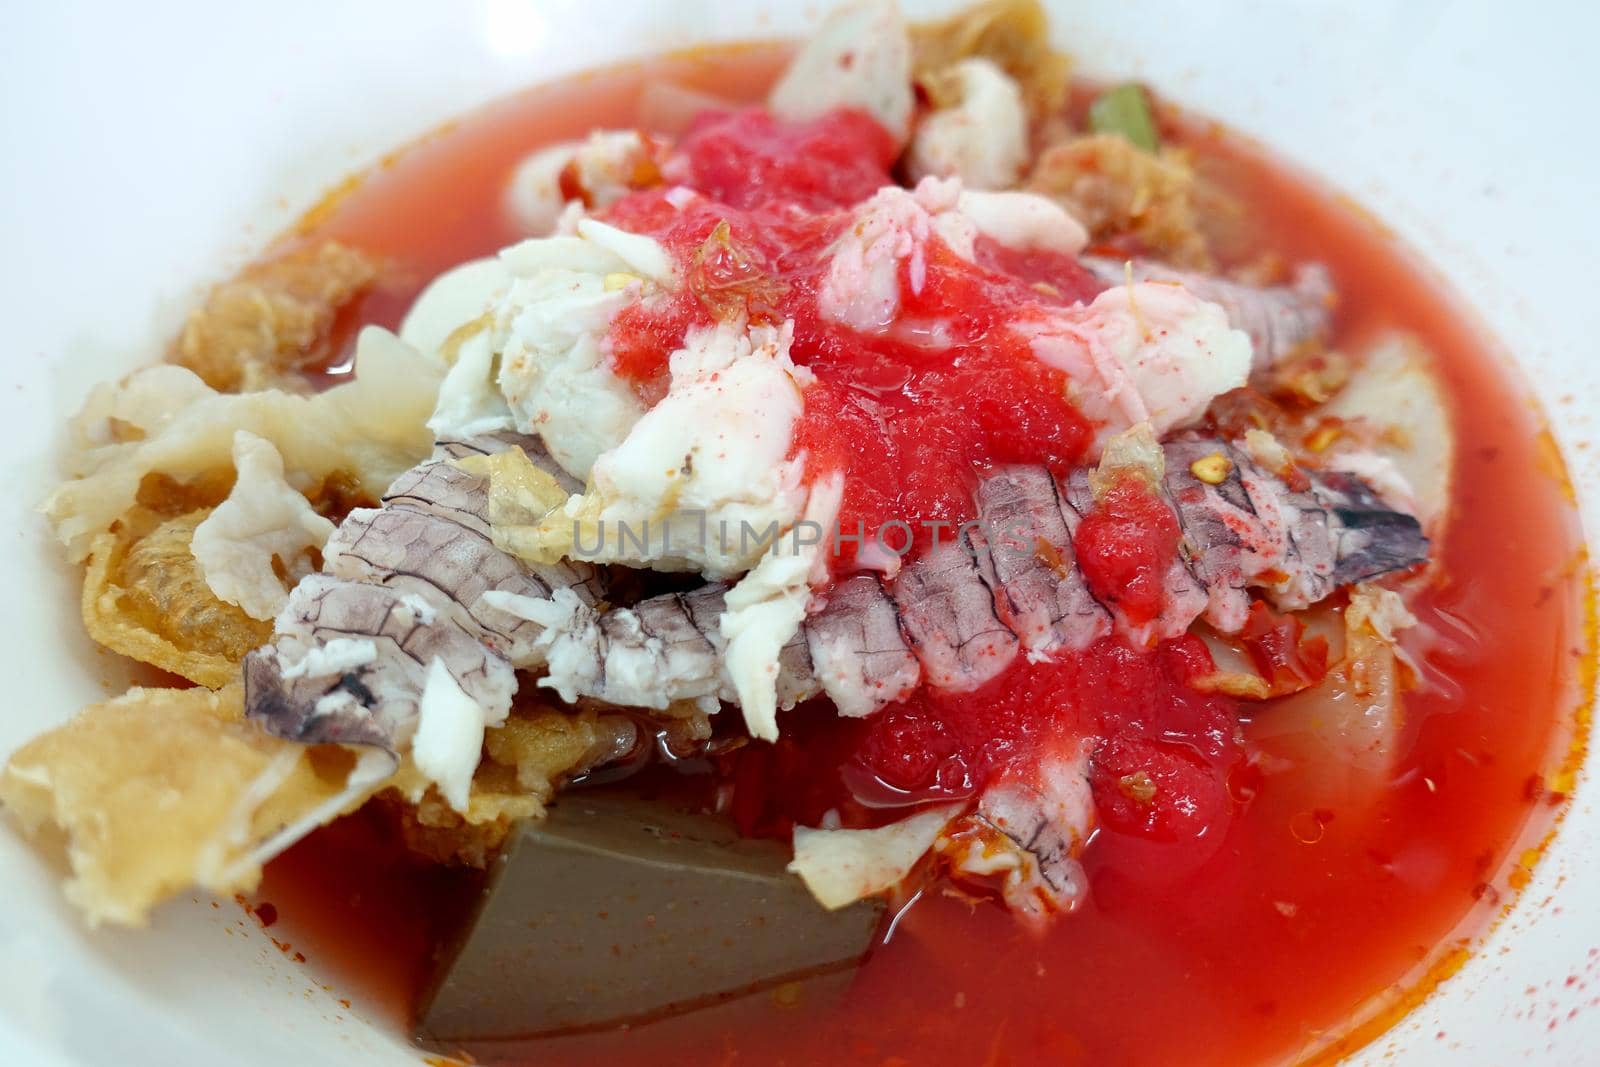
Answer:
[
  {"left": 82, "top": 510, "right": 271, "bottom": 688},
  {"left": 0, "top": 686, "right": 375, "bottom": 926},
  {"left": 174, "top": 242, "right": 379, "bottom": 392}
]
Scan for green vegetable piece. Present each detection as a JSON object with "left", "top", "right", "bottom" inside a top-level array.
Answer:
[{"left": 1089, "top": 82, "right": 1159, "bottom": 152}]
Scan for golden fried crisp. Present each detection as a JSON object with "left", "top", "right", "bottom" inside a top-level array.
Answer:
[
  {"left": 487, "top": 705, "right": 642, "bottom": 793},
  {"left": 79, "top": 463, "right": 371, "bottom": 687},
  {"left": 388, "top": 763, "right": 544, "bottom": 868},
  {"left": 1027, "top": 133, "right": 1213, "bottom": 269},
  {"left": 386, "top": 705, "right": 642, "bottom": 868},
  {"left": 81, "top": 510, "right": 271, "bottom": 688},
  {"left": 0, "top": 685, "right": 379, "bottom": 927},
  {"left": 134, "top": 469, "right": 233, "bottom": 515},
  {"left": 173, "top": 241, "right": 379, "bottom": 392},
  {"left": 912, "top": 0, "right": 1071, "bottom": 129}
]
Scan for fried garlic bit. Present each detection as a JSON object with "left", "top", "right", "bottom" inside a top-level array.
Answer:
[
  {"left": 452, "top": 446, "right": 574, "bottom": 564},
  {"left": 0, "top": 685, "right": 382, "bottom": 927},
  {"left": 1027, "top": 133, "right": 1212, "bottom": 270},
  {"left": 1266, "top": 339, "right": 1352, "bottom": 408},
  {"left": 174, "top": 241, "right": 379, "bottom": 392},
  {"left": 1189, "top": 452, "right": 1234, "bottom": 485}
]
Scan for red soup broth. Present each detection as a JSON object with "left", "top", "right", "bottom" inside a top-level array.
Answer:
[{"left": 252, "top": 44, "right": 1593, "bottom": 1067}]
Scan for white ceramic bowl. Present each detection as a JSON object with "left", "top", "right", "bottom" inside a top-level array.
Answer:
[{"left": 3, "top": 2, "right": 1597, "bottom": 1063}]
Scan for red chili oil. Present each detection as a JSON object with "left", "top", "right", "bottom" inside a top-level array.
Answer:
[{"left": 255, "top": 42, "right": 1591, "bottom": 1067}]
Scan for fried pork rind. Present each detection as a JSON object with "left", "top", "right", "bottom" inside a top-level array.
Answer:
[
  {"left": 82, "top": 510, "right": 271, "bottom": 688},
  {"left": 47, "top": 326, "right": 441, "bottom": 564},
  {"left": 0, "top": 685, "right": 385, "bottom": 927},
  {"left": 911, "top": 0, "right": 1070, "bottom": 130},
  {"left": 174, "top": 241, "right": 379, "bottom": 392},
  {"left": 1027, "top": 133, "right": 1212, "bottom": 269}
]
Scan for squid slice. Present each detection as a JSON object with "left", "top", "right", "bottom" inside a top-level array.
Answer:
[{"left": 768, "top": 0, "right": 914, "bottom": 144}]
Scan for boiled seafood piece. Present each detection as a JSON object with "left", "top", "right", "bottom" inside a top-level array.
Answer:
[
  {"left": 1081, "top": 255, "right": 1335, "bottom": 371},
  {"left": 243, "top": 433, "right": 606, "bottom": 760},
  {"left": 523, "top": 437, "right": 1428, "bottom": 720}
]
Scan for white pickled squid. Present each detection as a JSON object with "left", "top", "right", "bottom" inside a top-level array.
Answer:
[
  {"left": 421, "top": 218, "right": 679, "bottom": 482},
  {"left": 1025, "top": 281, "right": 1254, "bottom": 453},
  {"left": 815, "top": 176, "right": 1086, "bottom": 343},
  {"left": 399, "top": 257, "right": 514, "bottom": 365},
  {"left": 814, "top": 179, "right": 1249, "bottom": 453},
  {"left": 533, "top": 318, "right": 813, "bottom": 579},
  {"left": 1078, "top": 256, "right": 1337, "bottom": 374},
  {"left": 817, "top": 178, "right": 972, "bottom": 335}
]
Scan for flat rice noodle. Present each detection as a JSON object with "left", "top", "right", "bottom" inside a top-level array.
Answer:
[
  {"left": 1246, "top": 589, "right": 1411, "bottom": 813},
  {"left": 1323, "top": 332, "right": 1455, "bottom": 533}
]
